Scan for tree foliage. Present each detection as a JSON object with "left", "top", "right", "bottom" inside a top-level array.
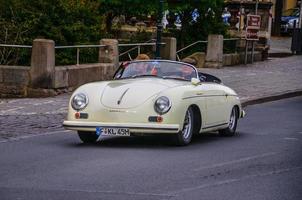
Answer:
[
  {"left": 0, "top": 0, "right": 226, "bottom": 64},
  {"left": 165, "top": 0, "right": 226, "bottom": 48},
  {"left": 0, "top": 0, "right": 102, "bottom": 64}
]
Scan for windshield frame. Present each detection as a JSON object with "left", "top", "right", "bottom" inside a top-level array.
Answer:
[{"left": 113, "top": 60, "right": 199, "bottom": 82}]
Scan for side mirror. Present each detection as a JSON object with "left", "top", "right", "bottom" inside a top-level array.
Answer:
[{"left": 191, "top": 77, "right": 201, "bottom": 86}]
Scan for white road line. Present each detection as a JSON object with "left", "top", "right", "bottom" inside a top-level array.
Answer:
[
  {"left": 283, "top": 137, "right": 299, "bottom": 141},
  {"left": 172, "top": 166, "right": 302, "bottom": 195},
  {"left": 194, "top": 152, "right": 277, "bottom": 172},
  {"left": 33, "top": 100, "right": 55, "bottom": 106},
  {"left": 15, "top": 187, "right": 176, "bottom": 198},
  {"left": 0, "top": 130, "right": 72, "bottom": 143},
  {"left": 0, "top": 107, "right": 25, "bottom": 113}
]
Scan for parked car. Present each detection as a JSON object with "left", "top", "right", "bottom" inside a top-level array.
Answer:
[
  {"left": 63, "top": 60, "right": 245, "bottom": 146},
  {"left": 281, "top": 8, "right": 300, "bottom": 34}
]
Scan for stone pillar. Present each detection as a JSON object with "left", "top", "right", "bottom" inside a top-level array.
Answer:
[
  {"left": 160, "top": 37, "right": 177, "bottom": 60},
  {"left": 205, "top": 35, "right": 223, "bottom": 68},
  {"left": 30, "top": 39, "right": 55, "bottom": 88},
  {"left": 99, "top": 39, "right": 119, "bottom": 68}
]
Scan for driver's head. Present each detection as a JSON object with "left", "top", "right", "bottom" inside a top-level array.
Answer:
[{"left": 135, "top": 54, "right": 150, "bottom": 60}]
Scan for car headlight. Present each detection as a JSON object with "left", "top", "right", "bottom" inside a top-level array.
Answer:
[
  {"left": 154, "top": 96, "right": 171, "bottom": 115},
  {"left": 71, "top": 93, "right": 88, "bottom": 111}
]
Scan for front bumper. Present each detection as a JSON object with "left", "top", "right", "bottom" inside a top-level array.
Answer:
[{"left": 63, "top": 120, "right": 180, "bottom": 134}]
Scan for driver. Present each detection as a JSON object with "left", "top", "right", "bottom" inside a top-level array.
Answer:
[{"left": 181, "top": 65, "right": 194, "bottom": 80}]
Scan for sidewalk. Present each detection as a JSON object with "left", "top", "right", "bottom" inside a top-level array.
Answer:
[
  {"left": 268, "top": 36, "right": 292, "bottom": 57},
  {"left": 0, "top": 56, "right": 302, "bottom": 140}
]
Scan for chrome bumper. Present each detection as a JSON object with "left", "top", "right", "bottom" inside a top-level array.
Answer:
[{"left": 63, "top": 120, "right": 180, "bottom": 134}]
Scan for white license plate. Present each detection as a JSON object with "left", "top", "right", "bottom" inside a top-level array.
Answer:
[{"left": 96, "top": 127, "right": 130, "bottom": 137}]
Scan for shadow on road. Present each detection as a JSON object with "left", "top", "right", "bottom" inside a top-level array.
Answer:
[{"left": 63, "top": 131, "right": 246, "bottom": 149}]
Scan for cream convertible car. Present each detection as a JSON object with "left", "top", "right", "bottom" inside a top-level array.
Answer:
[{"left": 63, "top": 60, "right": 245, "bottom": 145}]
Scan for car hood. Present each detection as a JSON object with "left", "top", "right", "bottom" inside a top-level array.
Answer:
[{"left": 100, "top": 78, "right": 181, "bottom": 109}]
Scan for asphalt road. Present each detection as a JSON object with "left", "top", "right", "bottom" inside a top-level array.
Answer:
[{"left": 0, "top": 97, "right": 302, "bottom": 200}]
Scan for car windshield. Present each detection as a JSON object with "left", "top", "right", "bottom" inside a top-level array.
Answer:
[
  {"left": 114, "top": 60, "right": 198, "bottom": 81},
  {"left": 283, "top": 8, "right": 299, "bottom": 17}
]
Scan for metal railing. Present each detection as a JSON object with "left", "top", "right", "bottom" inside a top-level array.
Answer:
[
  {"left": 0, "top": 44, "right": 33, "bottom": 65},
  {"left": 1, "top": 38, "right": 241, "bottom": 65},
  {"left": 54, "top": 39, "right": 164, "bottom": 65},
  {"left": 176, "top": 40, "right": 208, "bottom": 61},
  {"left": 1, "top": 41, "right": 165, "bottom": 66},
  {"left": 119, "top": 41, "right": 166, "bottom": 61},
  {"left": 223, "top": 38, "right": 241, "bottom": 54},
  {"left": 118, "top": 39, "right": 166, "bottom": 61},
  {"left": 176, "top": 38, "right": 240, "bottom": 61},
  {"left": 0, "top": 44, "right": 32, "bottom": 48},
  {"left": 55, "top": 44, "right": 106, "bottom": 66}
]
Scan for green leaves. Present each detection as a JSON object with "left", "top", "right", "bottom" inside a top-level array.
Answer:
[{"left": 0, "top": 0, "right": 226, "bottom": 65}]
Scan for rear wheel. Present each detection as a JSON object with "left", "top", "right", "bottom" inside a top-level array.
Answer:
[
  {"left": 78, "top": 131, "right": 98, "bottom": 143},
  {"left": 174, "top": 107, "right": 194, "bottom": 146},
  {"left": 219, "top": 107, "right": 238, "bottom": 137}
]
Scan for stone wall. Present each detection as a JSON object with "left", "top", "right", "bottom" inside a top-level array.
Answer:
[
  {"left": 223, "top": 52, "right": 263, "bottom": 66},
  {"left": 0, "top": 66, "right": 30, "bottom": 97},
  {"left": 54, "top": 63, "right": 115, "bottom": 89},
  {"left": 0, "top": 64, "right": 116, "bottom": 98},
  {"left": 0, "top": 38, "right": 118, "bottom": 98}
]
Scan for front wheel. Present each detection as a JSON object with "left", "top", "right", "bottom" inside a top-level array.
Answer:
[
  {"left": 78, "top": 131, "right": 98, "bottom": 143},
  {"left": 219, "top": 107, "right": 238, "bottom": 137},
  {"left": 174, "top": 107, "right": 194, "bottom": 146}
]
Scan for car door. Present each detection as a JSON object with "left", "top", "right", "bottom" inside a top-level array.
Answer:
[{"left": 198, "top": 83, "right": 229, "bottom": 127}]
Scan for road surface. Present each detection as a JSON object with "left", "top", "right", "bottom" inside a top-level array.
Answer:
[{"left": 0, "top": 97, "right": 302, "bottom": 200}]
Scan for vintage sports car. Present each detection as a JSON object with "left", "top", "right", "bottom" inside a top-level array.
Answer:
[{"left": 63, "top": 60, "right": 245, "bottom": 145}]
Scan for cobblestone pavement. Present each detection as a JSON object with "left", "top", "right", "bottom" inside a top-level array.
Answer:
[{"left": 0, "top": 56, "right": 302, "bottom": 141}]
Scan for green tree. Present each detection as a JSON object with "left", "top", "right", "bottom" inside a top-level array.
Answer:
[
  {"left": 0, "top": 0, "right": 102, "bottom": 65},
  {"left": 166, "top": 0, "right": 226, "bottom": 49},
  {"left": 99, "top": 0, "right": 159, "bottom": 33}
]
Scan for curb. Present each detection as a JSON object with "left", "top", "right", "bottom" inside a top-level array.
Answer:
[
  {"left": 268, "top": 52, "right": 293, "bottom": 58},
  {"left": 242, "top": 90, "right": 302, "bottom": 108}
]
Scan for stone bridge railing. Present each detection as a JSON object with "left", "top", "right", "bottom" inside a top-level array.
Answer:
[{"left": 0, "top": 35, "right": 263, "bottom": 98}]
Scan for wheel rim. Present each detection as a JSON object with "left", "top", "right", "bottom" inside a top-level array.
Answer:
[
  {"left": 228, "top": 108, "right": 236, "bottom": 130},
  {"left": 182, "top": 110, "right": 192, "bottom": 139}
]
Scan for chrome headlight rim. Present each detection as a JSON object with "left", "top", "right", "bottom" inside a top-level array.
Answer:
[
  {"left": 154, "top": 96, "right": 171, "bottom": 115},
  {"left": 71, "top": 93, "right": 89, "bottom": 111}
]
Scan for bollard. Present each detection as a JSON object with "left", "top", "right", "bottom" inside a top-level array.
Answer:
[
  {"left": 205, "top": 35, "right": 223, "bottom": 68},
  {"left": 160, "top": 37, "right": 177, "bottom": 61},
  {"left": 30, "top": 39, "right": 55, "bottom": 88},
  {"left": 99, "top": 39, "right": 119, "bottom": 68}
]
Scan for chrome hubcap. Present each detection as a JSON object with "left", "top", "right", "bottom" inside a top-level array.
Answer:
[
  {"left": 182, "top": 110, "right": 192, "bottom": 139},
  {"left": 229, "top": 108, "right": 236, "bottom": 130}
]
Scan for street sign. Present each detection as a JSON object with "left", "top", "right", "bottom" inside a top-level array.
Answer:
[{"left": 246, "top": 14, "right": 261, "bottom": 40}]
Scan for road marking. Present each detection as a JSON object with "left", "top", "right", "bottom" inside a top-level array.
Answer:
[
  {"left": 33, "top": 188, "right": 176, "bottom": 198},
  {"left": 0, "top": 130, "right": 72, "bottom": 143},
  {"left": 172, "top": 166, "right": 302, "bottom": 195},
  {"left": 0, "top": 107, "right": 25, "bottom": 114},
  {"left": 283, "top": 137, "right": 299, "bottom": 141},
  {"left": 194, "top": 152, "right": 277, "bottom": 172},
  {"left": 33, "top": 100, "right": 55, "bottom": 106}
]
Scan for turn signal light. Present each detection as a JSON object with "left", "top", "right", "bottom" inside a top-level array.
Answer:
[
  {"left": 75, "top": 112, "right": 80, "bottom": 119},
  {"left": 157, "top": 116, "right": 163, "bottom": 123},
  {"left": 75, "top": 112, "right": 89, "bottom": 119}
]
